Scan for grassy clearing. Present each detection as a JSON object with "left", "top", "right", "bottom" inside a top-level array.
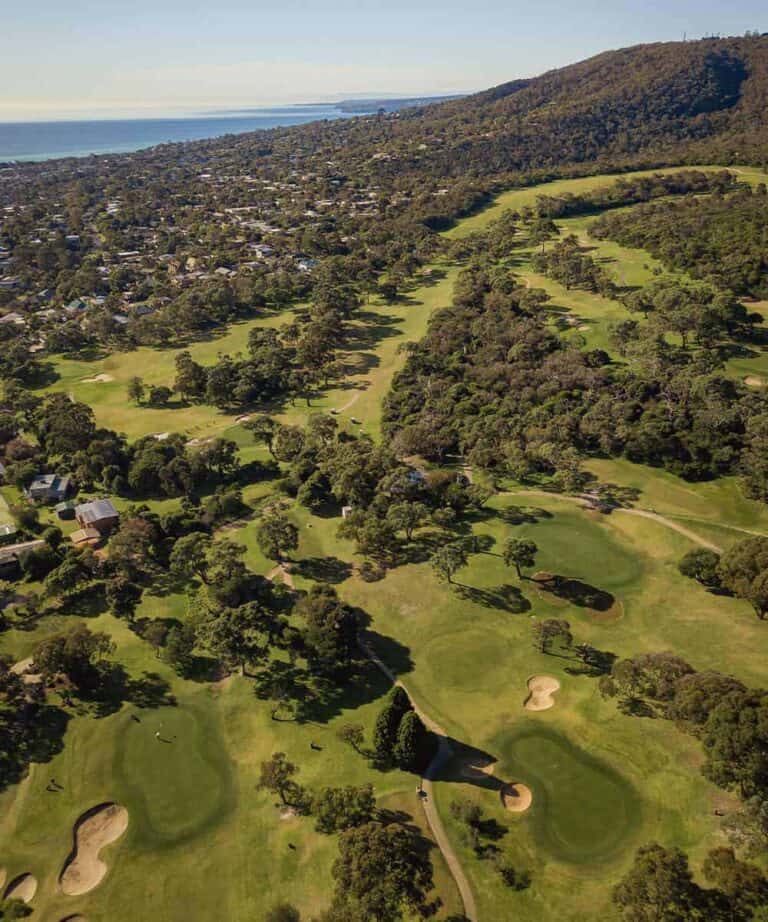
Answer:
[{"left": 41, "top": 313, "right": 293, "bottom": 440}]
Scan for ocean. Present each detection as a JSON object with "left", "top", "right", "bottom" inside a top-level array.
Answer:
[{"left": 0, "top": 104, "right": 357, "bottom": 163}]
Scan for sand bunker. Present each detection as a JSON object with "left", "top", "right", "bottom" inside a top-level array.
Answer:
[
  {"left": 745, "top": 375, "right": 766, "bottom": 388},
  {"left": 4, "top": 873, "right": 37, "bottom": 903},
  {"left": 525, "top": 675, "right": 561, "bottom": 711},
  {"left": 59, "top": 803, "right": 129, "bottom": 896},
  {"left": 80, "top": 374, "right": 114, "bottom": 384},
  {"left": 501, "top": 783, "right": 532, "bottom": 813},
  {"left": 0, "top": 868, "right": 5, "bottom": 889}
]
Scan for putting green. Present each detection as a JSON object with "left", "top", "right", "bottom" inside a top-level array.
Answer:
[
  {"left": 112, "top": 702, "right": 236, "bottom": 849},
  {"left": 492, "top": 723, "right": 641, "bottom": 864}
]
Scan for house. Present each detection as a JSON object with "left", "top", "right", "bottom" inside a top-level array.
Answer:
[
  {"left": 0, "top": 523, "right": 19, "bottom": 545},
  {"left": 64, "top": 299, "right": 87, "bottom": 314},
  {"left": 28, "top": 474, "right": 72, "bottom": 503},
  {"left": 74, "top": 498, "right": 119, "bottom": 535},
  {"left": 0, "top": 277, "right": 20, "bottom": 290},
  {"left": 0, "top": 312, "right": 26, "bottom": 326},
  {"left": 0, "top": 540, "right": 45, "bottom": 579}
]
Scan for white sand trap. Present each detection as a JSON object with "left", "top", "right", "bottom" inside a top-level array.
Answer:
[
  {"left": 235, "top": 414, "right": 251, "bottom": 423},
  {"left": 745, "top": 375, "right": 765, "bottom": 388},
  {"left": 80, "top": 374, "right": 114, "bottom": 384},
  {"left": 525, "top": 675, "right": 561, "bottom": 711},
  {"left": 60, "top": 803, "right": 129, "bottom": 896},
  {"left": 4, "top": 872, "right": 37, "bottom": 903},
  {"left": 501, "top": 783, "right": 532, "bottom": 813}
]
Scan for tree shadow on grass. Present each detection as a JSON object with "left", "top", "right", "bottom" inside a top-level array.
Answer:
[
  {"left": 454, "top": 583, "right": 531, "bottom": 614},
  {"left": 533, "top": 574, "right": 615, "bottom": 611},
  {"left": 80, "top": 664, "right": 177, "bottom": 717},
  {"left": 252, "top": 632, "right": 413, "bottom": 726},
  {"left": 0, "top": 704, "right": 70, "bottom": 793},
  {"left": 497, "top": 505, "right": 553, "bottom": 525},
  {"left": 181, "top": 654, "right": 224, "bottom": 683},
  {"left": 293, "top": 556, "right": 353, "bottom": 584}
]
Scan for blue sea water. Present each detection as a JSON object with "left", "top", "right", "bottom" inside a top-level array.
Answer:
[{"left": 0, "top": 104, "right": 355, "bottom": 163}]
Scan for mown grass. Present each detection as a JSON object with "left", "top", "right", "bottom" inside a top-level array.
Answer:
[
  {"left": 298, "top": 491, "right": 759, "bottom": 920},
  {"left": 0, "top": 608, "right": 459, "bottom": 922},
  {"left": 446, "top": 165, "right": 768, "bottom": 385},
  {"left": 4, "top": 167, "right": 768, "bottom": 922}
]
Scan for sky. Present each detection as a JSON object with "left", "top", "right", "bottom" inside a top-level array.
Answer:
[{"left": 2, "top": 0, "right": 766, "bottom": 120}]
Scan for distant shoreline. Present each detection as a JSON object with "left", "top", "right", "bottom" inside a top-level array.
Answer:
[{"left": 0, "top": 95, "right": 460, "bottom": 163}]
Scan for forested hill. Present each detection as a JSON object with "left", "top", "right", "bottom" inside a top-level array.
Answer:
[{"left": 343, "top": 34, "right": 768, "bottom": 180}]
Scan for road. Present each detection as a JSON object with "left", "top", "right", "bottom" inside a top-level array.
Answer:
[{"left": 359, "top": 637, "right": 479, "bottom": 922}]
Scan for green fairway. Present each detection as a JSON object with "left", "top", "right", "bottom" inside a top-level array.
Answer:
[
  {"left": 444, "top": 165, "right": 768, "bottom": 386},
  {"left": 491, "top": 723, "right": 642, "bottom": 864},
  {"left": 5, "top": 164, "right": 768, "bottom": 922},
  {"left": 444, "top": 164, "right": 768, "bottom": 239},
  {"left": 112, "top": 701, "right": 236, "bottom": 848}
]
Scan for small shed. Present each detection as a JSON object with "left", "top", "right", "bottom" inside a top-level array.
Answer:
[
  {"left": 55, "top": 500, "right": 77, "bottom": 521},
  {"left": 0, "top": 523, "right": 19, "bottom": 545}
]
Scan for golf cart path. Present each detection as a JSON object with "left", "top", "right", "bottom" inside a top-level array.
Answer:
[
  {"left": 358, "top": 638, "right": 478, "bottom": 922},
  {"left": 506, "top": 489, "right": 728, "bottom": 552}
]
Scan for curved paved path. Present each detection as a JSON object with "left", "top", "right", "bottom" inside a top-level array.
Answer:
[
  {"left": 505, "top": 489, "right": 735, "bottom": 552},
  {"left": 359, "top": 637, "right": 478, "bottom": 922}
]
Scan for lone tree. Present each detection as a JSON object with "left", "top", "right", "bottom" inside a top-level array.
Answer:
[
  {"left": 429, "top": 543, "right": 467, "bottom": 585},
  {"left": 329, "top": 821, "right": 434, "bottom": 921},
  {"left": 257, "top": 507, "right": 299, "bottom": 562},
  {"left": 336, "top": 723, "right": 366, "bottom": 754},
  {"left": 532, "top": 618, "right": 572, "bottom": 655},
  {"left": 311, "top": 783, "right": 376, "bottom": 834},
  {"left": 258, "top": 752, "right": 303, "bottom": 807},
  {"left": 244, "top": 415, "right": 277, "bottom": 458},
  {"left": 127, "top": 376, "right": 145, "bottom": 405},
  {"left": 386, "top": 501, "right": 429, "bottom": 542},
  {"left": 503, "top": 538, "right": 538, "bottom": 579},
  {"left": 678, "top": 548, "right": 721, "bottom": 588},
  {"left": 717, "top": 537, "right": 768, "bottom": 619}
]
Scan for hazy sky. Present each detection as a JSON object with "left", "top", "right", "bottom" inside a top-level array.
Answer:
[{"left": 3, "top": 0, "right": 766, "bottom": 120}]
